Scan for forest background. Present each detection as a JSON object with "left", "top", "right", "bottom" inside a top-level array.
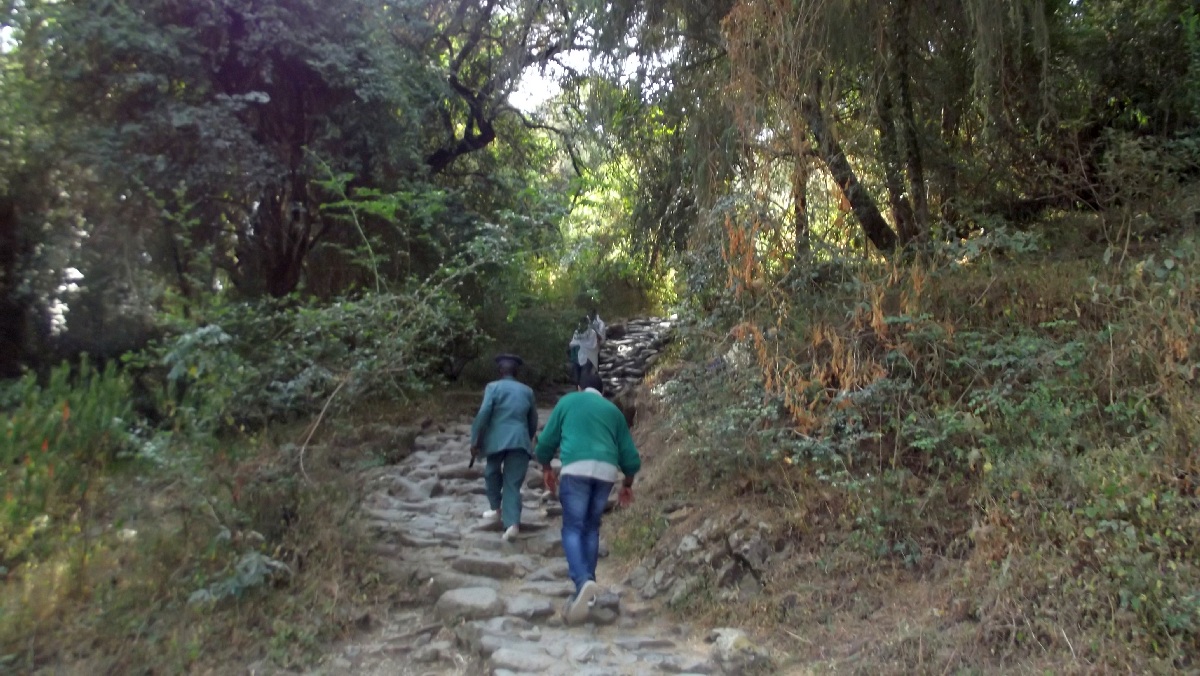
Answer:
[{"left": 2, "top": 0, "right": 1199, "bottom": 672}]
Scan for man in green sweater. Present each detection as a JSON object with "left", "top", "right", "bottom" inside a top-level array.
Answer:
[
  {"left": 535, "top": 372, "right": 641, "bottom": 625},
  {"left": 471, "top": 354, "right": 538, "bottom": 542}
]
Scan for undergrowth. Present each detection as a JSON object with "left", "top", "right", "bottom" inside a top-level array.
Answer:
[
  {"left": 654, "top": 224, "right": 1200, "bottom": 669},
  {"left": 0, "top": 393, "right": 432, "bottom": 672}
]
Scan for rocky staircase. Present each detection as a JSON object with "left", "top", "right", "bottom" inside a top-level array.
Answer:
[{"left": 299, "top": 316, "right": 771, "bottom": 676}]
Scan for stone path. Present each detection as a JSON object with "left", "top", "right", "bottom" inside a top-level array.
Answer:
[
  {"left": 297, "top": 315, "right": 768, "bottom": 675},
  {"left": 311, "top": 408, "right": 737, "bottom": 676}
]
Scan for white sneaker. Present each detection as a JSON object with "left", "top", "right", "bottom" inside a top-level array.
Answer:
[
  {"left": 565, "top": 580, "right": 599, "bottom": 625},
  {"left": 482, "top": 509, "right": 499, "bottom": 521},
  {"left": 502, "top": 524, "right": 519, "bottom": 541}
]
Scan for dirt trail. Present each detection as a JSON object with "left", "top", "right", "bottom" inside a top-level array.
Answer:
[
  {"left": 303, "top": 407, "right": 725, "bottom": 675},
  {"left": 268, "top": 317, "right": 765, "bottom": 675}
]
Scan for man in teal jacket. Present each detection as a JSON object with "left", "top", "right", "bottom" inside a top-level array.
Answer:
[
  {"left": 535, "top": 372, "right": 641, "bottom": 625},
  {"left": 471, "top": 354, "right": 538, "bottom": 541}
]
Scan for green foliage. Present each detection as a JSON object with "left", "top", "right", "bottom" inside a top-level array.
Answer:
[
  {"left": 0, "top": 358, "right": 132, "bottom": 563},
  {"left": 658, "top": 228, "right": 1200, "bottom": 664},
  {"left": 140, "top": 287, "right": 481, "bottom": 435}
]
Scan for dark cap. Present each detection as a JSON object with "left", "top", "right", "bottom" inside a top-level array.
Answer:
[{"left": 494, "top": 353, "right": 523, "bottom": 366}]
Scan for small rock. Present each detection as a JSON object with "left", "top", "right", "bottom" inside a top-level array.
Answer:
[
  {"left": 708, "top": 627, "right": 773, "bottom": 675},
  {"left": 592, "top": 590, "right": 621, "bottom": 611},
  {"left": 659, "top": 656, "right": 717, "bottom": 674},
  {"left": 626, "top": 565, "right": 650, "bottom": 589},
  {"left": 728, "top": 530, "right": 771, "bottom": 574},
  {"left": 591, "top": 607, "right": 619, "bottom": 625},
  {"left": 668, "top": 577, "right": 700, "bottom": 606},
  {"left": 715, "top": 560, "right": 743, "bottom": 588},
  {"left": 639, "top": 579, "right": 659, "bottom": 600},
  {"left": 676, "top": 534, "right": 701, "bottom": 555},
  {"left": 411, "top": 639, "right": 452, "bottom": 663}
]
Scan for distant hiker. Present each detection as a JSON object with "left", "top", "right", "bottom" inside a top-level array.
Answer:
[
  {"left": 588, "top": 308, "right": 608, "bottom": 370},
  {"left": 535, "top": 372, "right": 640, "bottom": 625},
  {"left": 588, "top": 309, "right": 607, "bottom": 344},
  {"left": 470, "top": 354, "right": 538, "bottom": 542},
  {"left": 568, "top": 317, "right": 601, "bottom": 385}
]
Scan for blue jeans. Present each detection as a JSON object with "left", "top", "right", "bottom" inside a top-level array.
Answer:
[{"left": 558, "top": 474, "right": 613, "bottom": 594}]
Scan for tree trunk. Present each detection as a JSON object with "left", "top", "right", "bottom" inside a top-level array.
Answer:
[
  {"left": 892, "top": 0, "right": 930, "bottom": 238},
  {"left": 792, "top": 121, "right": 811, "bottom": 256},
  {"left": 0, "top": 194, "right": 25, "bottom": 378},
  {"left": 791, "top": 155, "right": 810, "bottom": 256},
  {"left": 876, "top": 79, "right": 918, "bottom": 244},
  {"left": 800, "top": 96, "right": 898, "bottom": 251}
]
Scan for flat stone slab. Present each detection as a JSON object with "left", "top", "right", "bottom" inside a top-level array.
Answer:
[
  {"left": 519, "top": 580, "right": 575, "bottom": 598},
  {"left": 527, "top": 561, "right": 569, "bottom": 581},
  {"left": 615, "top": 636, "right": 677, "bottom": 651},
  {"left": 503, "top": 594, "right": 555, "bottom": 620},
  {"left": 490, "top": 646, "right": 558, "bottom": 672},
  {"left": 427, "top": 571, "right": 502, "bottom": 596},
  {"left": 568, "top": 641, "right": 610, "bottom": 663},
  {"left": 463, "top": 534, "right": 521, "bottom": 554},
  {"left": 521, "top": 531, "right": 563, "bottom": 557},
  {"left": 438, "top": 465, "right": 482, "bottom": 480},
  {"left": 434, "top": 586, "right": 503, "bottom": 622},
  {"left": 451, "top": 555, "right": 520, "bottom": 579}
]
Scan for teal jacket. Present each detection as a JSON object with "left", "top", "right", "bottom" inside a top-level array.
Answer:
[
  {"left": 471, "top": 376, "right": 538, "bottom": 456},
  {"left": 534, "top": 391, "right": 641, "bottom": 476}
]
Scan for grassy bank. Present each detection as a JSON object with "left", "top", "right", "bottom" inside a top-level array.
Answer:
[{"left": 609, "top": 228, "right": 1200, "bottom": 672}]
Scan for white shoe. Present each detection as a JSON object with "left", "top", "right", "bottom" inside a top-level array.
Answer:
[
  {"left": 482, "top": 509, "right": 499, "bottom": 520},
  {"left": 502, "top": 524, "right": 519, "bottom": 541},
  {"left": 565, "top": 580, "right": 599, "bottom": 625}
]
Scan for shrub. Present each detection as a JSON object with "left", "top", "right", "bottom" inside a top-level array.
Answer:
[
  {"left": 130, "top": 286, "right": 481, "bottom": 436},
  {"left": 0, "top": 357, "right": 132, "bottom": 563}
]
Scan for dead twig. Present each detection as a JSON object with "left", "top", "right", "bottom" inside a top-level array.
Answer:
[
  {"left": 393, "top": 622, "right": 444, "bottom": 643},
  {"left": 299, "top": 377, "right": 350, "bottom": 485}
]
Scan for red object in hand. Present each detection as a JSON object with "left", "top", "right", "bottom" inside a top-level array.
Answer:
[
  {"left": 543, "top": 467, "right": 558, "bottom": 495},
  {"left": 618, "top": 485, "right": 634, "bottom": 508}
]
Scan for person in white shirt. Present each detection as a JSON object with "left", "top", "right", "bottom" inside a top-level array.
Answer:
[
  {"left": 587, "top": 309, "right": 607, "bottom": 344},
  {"left": 568, "top": 317, "right": 600, "bottom": 385}
]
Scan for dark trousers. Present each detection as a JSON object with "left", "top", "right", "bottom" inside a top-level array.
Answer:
[
  {"left": 484, "top": 449, "right": 530, "bottom": 528},
  {"left": 570, "top": 359, "right": 596, "bottom": 385}
]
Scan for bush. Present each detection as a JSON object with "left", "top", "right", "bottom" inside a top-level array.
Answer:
[
  {"left": 131, "top": 287, "right": 480, "bottom": 435},
  {"left": 0, "top": 357, "right": 132, "bottom": 564},
  {"left": 655, "top": 229, "right": 1200, "bottom": 665}
]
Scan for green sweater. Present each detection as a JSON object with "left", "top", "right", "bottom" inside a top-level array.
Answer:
[{"left": 534, "top": 391, "right": 641, "bottom": 478}]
